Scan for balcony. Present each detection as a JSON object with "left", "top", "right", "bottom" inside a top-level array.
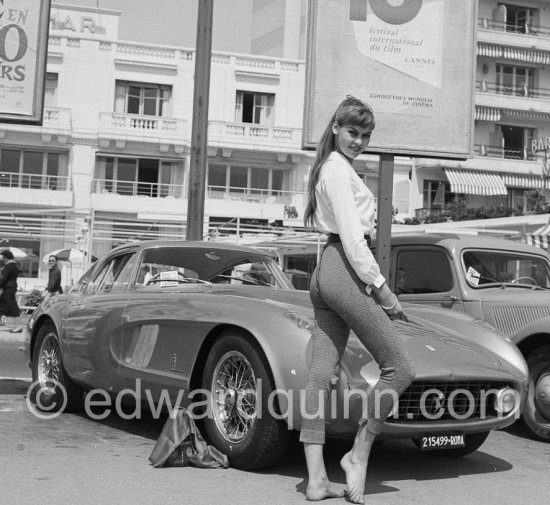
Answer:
[
  {"left": 0, "top": 171, "right": 71, "bottom": 191},
  {"left": 98, "top": 112, "right": 188, "bottom": 147},
  {"left": 478, "top": 18, "right": 550, "bottom": 53},
  {"left": 91, "top": 178, "right": 185, "bottom": 214},
  {"left": 206, "top": 185, "right": 304, "bottom": 205},
  {"left": 90, "top": 180, "right": 307, "bottom": 221},
  {"left": 476, "top": 80, "right": 550, "bottom": 116},
  {"left": 0, "top": 171, "right": 73, "bottom": 206},
  {"left": 92, "top": 178, "right": 184, "bottom": 198},
  {"left": 43, "top": 107, "right": 72, "bottom": 133},
  {"left": 208, "top": 121, "right": 302, "bottom": 151},
  {"left": 473, "top": 143, "right": 536, "bottom": 161}
]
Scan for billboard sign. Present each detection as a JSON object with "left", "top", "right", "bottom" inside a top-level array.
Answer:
[
  {"left": 0, "top": 0, "right": 51, "bottom": 125},
  {"left": 304, "top": 0, "right": 477, "bottom": 159}
]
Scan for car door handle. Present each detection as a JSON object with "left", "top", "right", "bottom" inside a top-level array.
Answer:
[{"left": 70, "top": 301, "right": 85, "bottom": 310}]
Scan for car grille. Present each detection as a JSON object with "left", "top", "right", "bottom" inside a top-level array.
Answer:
[{"left": 386, "top": 381, "right": 504, "bottom": 423}]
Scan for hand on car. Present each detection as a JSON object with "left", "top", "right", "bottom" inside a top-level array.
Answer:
[{"left": 372, "top": 283, "right": 408, "bottom": 322}]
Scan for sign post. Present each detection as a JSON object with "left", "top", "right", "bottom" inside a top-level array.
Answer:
[{"left": 186, "top": 0, "right": 214, "bottom": 241}]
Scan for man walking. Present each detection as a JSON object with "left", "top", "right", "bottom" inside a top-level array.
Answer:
[{"left": 45, "top": 255, "right": 62, "bottom": 300}]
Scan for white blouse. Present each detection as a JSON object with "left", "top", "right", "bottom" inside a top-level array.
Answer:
[{"left": 314, "top": 151, "right": 386, "bottom": 289}]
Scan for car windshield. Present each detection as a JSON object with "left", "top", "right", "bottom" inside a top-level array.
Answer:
[
  {"left": 462, "top": 249, "right": 550, "bottom": 289},
  {"left": 136, "top": 246, "right": 293, "bottom": 289}
]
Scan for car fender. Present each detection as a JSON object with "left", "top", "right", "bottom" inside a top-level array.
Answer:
[
  {"left": 26, "top": 300, "right": 71, "bottom": 371},
  {"left": 509, "top": 315, "right": 550, "bottom": 347}
]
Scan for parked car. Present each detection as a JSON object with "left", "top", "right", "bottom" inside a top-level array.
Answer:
[
  {"left": 388, "top": 232, "right": 550, "bottom": 442},
  {"left": 262, "top": 231, "right": 550, "bottom": 442},
  {"left": 26, "top": 240, "right": 528, "bottom": 469}
]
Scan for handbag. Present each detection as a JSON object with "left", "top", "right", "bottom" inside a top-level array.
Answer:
[{"left": 148, "top": 407, "right": 229, "bottom": 469}]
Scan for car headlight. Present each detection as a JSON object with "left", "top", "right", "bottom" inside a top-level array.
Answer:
[
  {"left": 494, "top": 387, "right": 519, "bottom": 415},
  {"left": 284, "top": 312, "right": 315, "bottom": 333}
]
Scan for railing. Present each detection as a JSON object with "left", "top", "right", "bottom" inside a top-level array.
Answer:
[
  {"left": 0, "top": 171, "right": 71, "bottom": 190},
  {"left": 473, "top": 144, "right": 536, "bottom": 161},
  {"left": 476, "top": 80, "right": 550, "bottom": 100},
  {"left": 206, "top": 185, "right": 305, "bottom": 205},
  {"left": 208, "top": 121, "right": 302, "bottom": 146},
  {"left": 43, "top": 107, "right": 72, "bottom": 127},
  {"left": 478, "top": 18, "right": 550, "bottom": 38},
  {"left": 99, "top": 112, "right": 187, "bottom": 136},
  {"left": 92, "top": 179, "right": 184, "bottom": 198},
  {"left": 415, "top": 208, "right": 444, "bottom": 221}
]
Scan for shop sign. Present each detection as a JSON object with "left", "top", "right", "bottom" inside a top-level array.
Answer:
[
  {"left": 531, "top": 137, "right": 550, "bottom": 154},
  {"left": 0, "top": 0, "right": 51, "bottom": 124}
]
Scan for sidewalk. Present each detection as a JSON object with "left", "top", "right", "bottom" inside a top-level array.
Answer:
[{"left": 0, "top": 325, "right": 28, "bottom": 343}]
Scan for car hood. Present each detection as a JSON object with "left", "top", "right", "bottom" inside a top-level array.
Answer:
[
  {"left": 469, "top": 287, "right": 550, "bottom": 303},
  {"left": 344, "top": 316, "right": 524, "bottom": 385}
]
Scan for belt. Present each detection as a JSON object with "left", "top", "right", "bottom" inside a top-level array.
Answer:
[{"left": 326, "top": 233, "right": 372, "bottom": 247}]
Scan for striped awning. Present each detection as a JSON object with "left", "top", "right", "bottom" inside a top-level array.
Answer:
[
  {"left": 478, "top": 43, "right": 550, "bottom": 64},
  {"left": 475, "top": 106, "right": 550, "bottom": 122},
  {"left": 501, "top": 173, "right": 545, "bottom": 189},
  {"left": 475, "top": 106, "right": 502, "bottom": 121},
  {"left": 525, "top": 223, "right": 550, "bottom": 251},
  {"left": 505, "top": 109, "right": 550, "bottom": 120},
  {"left": 444, "top": 168, "right": 508, "bottom": 196}
]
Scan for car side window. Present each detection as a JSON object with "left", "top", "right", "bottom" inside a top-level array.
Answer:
[
  {"left": 213, "top": 261, "right": 275, "bottom": 287},
  {"left": 136, "top": 249, "right": 200, "bottom": 286},
  {"left": 90, "top": 253, "right": 136, "bottom": 292},
  {"left": 396, "top": 249, "right": 453, "bottom": 294}
]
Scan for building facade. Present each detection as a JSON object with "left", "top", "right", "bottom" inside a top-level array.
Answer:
[{"left": 1, "top": 1, "right": 549, "bottom": 286}]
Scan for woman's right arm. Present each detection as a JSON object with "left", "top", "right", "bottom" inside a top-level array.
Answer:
[{"left": 371, "top": 282, "right": 408, "bottom": 322}]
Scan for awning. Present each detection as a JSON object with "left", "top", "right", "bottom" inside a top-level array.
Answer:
[
  {"left": 525, "top": 222, "right": 550, "bottom": 251},
  {"left": 478, "top": 43, "right": 550, "bottom": 64},
  {"left": 475, "top": 106, "right": 550, "bottom": 122},
  {"left": 444, "top": 168, "right": 508, "bottom": 196},
  {"left": 475, "top": 106, "right": 502, "bottom": 122},
  {"left": 501, "top": 173, "right": 545, "bottom": 189}
]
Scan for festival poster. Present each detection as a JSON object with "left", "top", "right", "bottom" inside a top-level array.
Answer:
[
  {"left": 0, "top": 0, "right": 51, "bottom": 124},
  {"left": 304, "top": 0, "right": 477, "bottom": 159}
]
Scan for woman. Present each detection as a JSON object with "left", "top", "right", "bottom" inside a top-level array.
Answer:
[
  {"left": 0, "top": 249, "right": 22, "bottom": 333},
  {"left": 300, "top": 96, "right": 415, "bottom": 503}
]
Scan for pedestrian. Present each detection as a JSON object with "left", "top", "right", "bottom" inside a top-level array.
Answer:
[
  {"left": 300, "top": 96, "right": 416, "bottom": 503},
  {"left": 45, "top": 255, "right": 62, "bottom": 300},
  {"left": 0, "top": 249, "right": 23, "bottom": 333}
]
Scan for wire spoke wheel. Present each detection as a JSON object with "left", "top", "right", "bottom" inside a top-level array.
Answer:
[
  {"left": 37, "top": 333, "right": 62, "bottom": 393},
  {"left": 212, "top": 351, "right": 257, "bottom": 443},
  {"left": 31, "top": 322, "right": 82, "bottom": 413},
  {"left": 202, "top": 333, "right": 291, "bottom": 469}
]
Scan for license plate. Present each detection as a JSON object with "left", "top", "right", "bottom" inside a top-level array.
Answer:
[{"left": 419, "top": 433, "right": 465, "bottom": 451}]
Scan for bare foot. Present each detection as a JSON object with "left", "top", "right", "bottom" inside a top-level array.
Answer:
[
  {"left": 340, "top": 452, "right": 366, "bottom": 504},
  {"left": 306, "top": 478, "right": 345, "bottom": 501}
]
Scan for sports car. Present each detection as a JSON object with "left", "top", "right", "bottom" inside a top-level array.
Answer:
[{"left": 26, "top": 240, "right": 528, "bottom": 469}]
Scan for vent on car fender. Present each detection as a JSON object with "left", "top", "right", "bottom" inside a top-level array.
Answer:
[{"left": 491, "top": 306, "right": 550, "bottom": 336}]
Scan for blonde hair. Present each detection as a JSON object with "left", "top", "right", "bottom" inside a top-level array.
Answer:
[{"left": 303, "top": 96, "right": 375, "bottom": 229}]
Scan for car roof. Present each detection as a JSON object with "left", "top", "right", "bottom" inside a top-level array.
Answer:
[
  {"left": 390, "top": 232, "right": 549, "bottom": 256},
  {"left": 108, "top": 239, "right": 272, "bottom": 257}
]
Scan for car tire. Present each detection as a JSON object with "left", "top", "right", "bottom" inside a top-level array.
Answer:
[
  {"left": 522, "top": 345, "right": 550, "bottom": 441},
  {"left": 30, "top": 322, "right": 82, "bottom": 413},
  {"left": 201, "top": 332, "right": 291, "bottom": 470},
  {"left": 413, "top": 431, "right": 490, "bottom": 457}
]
